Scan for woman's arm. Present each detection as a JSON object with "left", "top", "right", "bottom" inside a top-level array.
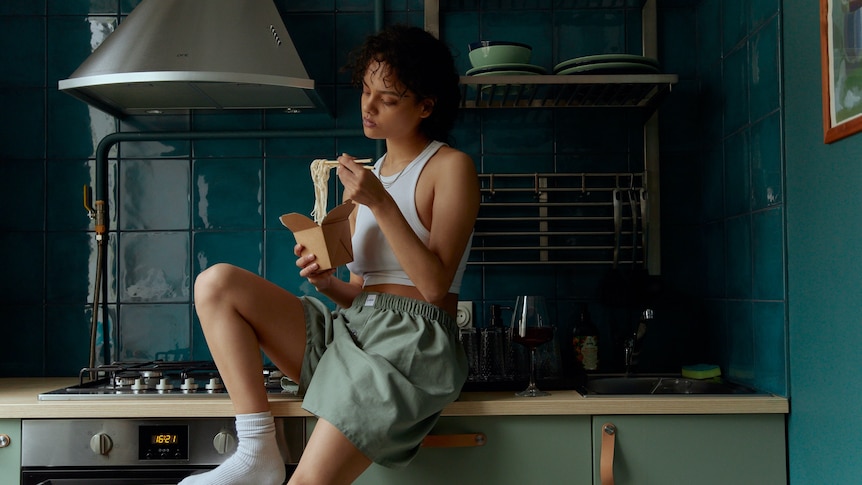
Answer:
[{"left": 337, "top": 150, "right": 479, "bottom": 304}]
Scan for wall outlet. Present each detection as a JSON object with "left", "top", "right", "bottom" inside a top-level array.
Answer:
[{"left": 456, "top": 301, "right": 474, "bottom": 329}]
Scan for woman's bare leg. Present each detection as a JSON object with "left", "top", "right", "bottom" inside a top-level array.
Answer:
[
  {"left": 190, "top": 264, "right": 373, "bottom": 485},
  {"left": 180, "top": 263, "right": 308, "bottom": 485},
  {"left": 194, "top": 263, "right": 308, "bottom": 412},
  {"left": 290, "top": 419, "right": 372, "bottom": 485}
]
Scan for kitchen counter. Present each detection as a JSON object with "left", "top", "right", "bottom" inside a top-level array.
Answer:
[{"left": 0, "top": 378, "right": 788, "bottom": 418}]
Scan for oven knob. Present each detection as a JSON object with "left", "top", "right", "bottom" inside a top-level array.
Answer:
[
  {"left": 206, "top": 377, "right": 225, "bottom": 392},
  {"left": 212, "top": 431, "right": 237, "bottom": 455},
  {"left": 90, "top": 432, "right": 113, "bottom": 455},
  {"left": 181, "top": 377, "right": 199, "bottom": 391},
  {"left": 131, "top": 378, "right": 150, "bottom": 391},
  {"left": 0, "top": 434, "right": 10, "bottom": 448},
  {"left": 156, "top": 377, "right": 174, "bottom": 392}
]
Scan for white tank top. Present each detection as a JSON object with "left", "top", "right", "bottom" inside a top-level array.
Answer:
[{"left": 346, "top": 140, "right": 471, "bottom": 293}]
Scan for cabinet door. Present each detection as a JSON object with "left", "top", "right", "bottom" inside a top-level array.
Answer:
[
  {"left": 0, "top": 419, "right": 21, "bottom": 485},
  {"left": 351, "top": 415, "right": 592, "bottom": 485},
  {"left": 592, "top": 414, "right": 787, "bottom": 485}
]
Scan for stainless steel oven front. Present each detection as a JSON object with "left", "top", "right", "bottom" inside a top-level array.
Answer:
[{"left": 21, "top": 417, "right": 304, "bottom": 485}]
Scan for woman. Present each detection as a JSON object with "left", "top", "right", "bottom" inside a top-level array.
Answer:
[{"left": 181, "top": 25, "right": 479, "bottom": 485}]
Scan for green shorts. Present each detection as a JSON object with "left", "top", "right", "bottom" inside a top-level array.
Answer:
[{"left": 298, "top": 292, "right": 468, "bottom": 468}]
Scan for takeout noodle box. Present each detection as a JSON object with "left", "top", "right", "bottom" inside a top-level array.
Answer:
[{"left": 279, "top": 202, "right": 355, "bottom": 270}]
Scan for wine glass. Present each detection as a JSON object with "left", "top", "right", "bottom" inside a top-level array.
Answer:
[{"left": 510, "top": 295, "right": 554, "bottom": 397}]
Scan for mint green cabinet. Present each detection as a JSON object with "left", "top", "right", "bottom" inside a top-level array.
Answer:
[
  {"left": 308, "top": 413, "right": 787, "bottom": 485},
  {"left": 352, "top": 415, "right": 592, "bottom": 485},
  {"left": 592, "top": 414, "right": 787, "bottom": 485},
  {"left": 0, "top": 419, "right": 21, "bottom": 485}
]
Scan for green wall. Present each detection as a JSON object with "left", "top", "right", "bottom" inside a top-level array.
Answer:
[{"left": 784, "top": 0, "right": 862, "bottom": 482}]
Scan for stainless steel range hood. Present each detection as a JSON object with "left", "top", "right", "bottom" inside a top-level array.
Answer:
[{"left": 59, "top": 0, "right": 327, "bottom": 117}]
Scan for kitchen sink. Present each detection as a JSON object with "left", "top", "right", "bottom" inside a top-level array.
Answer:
[{"left": 579, "top": 375, "right": 761, "bottom": 397}]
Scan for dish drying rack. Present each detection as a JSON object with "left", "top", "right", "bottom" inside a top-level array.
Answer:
[
  {"left": 470, "top": 172, "right": 647, "bottom": 266},
  {"left": 459, "top": 73, "right": 677, "bottom": 111}
]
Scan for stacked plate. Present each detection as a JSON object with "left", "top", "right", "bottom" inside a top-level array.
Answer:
[
  {"left": 466, "top": 63, "right": 547, "bottom": 97},
  {"left": 466, "top": 63, "right": 548, "bottom": 77},
  {"left": 553, "top": 54, "right": 660, "bottom": 75}
]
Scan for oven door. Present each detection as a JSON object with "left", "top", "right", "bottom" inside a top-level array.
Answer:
[
  {"left": 22, "top": 465, "right": 297, "bottom": 484},
  {"left": 22, "top": 466, "right": 207, "bottom": 484}
]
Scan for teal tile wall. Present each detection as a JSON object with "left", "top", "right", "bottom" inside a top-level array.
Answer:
[
  {"left": 690, "top": 0, "right": 787, "bottom": 396},
  {"left": 0, "top": 0, "right": 786, "bottom": 396}
]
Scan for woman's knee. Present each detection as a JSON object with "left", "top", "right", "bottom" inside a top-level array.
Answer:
[{"left": 194, "top": 263, "right": 240, "bottom": 304}]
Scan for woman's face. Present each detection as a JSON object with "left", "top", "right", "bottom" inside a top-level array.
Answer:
[{"left": 360, "top": 60, "right": 431, "bottom": 141}]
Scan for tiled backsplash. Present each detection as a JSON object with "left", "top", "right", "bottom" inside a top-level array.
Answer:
[{"left": 0, "top": 0, "right": 787, "bottom": 396}]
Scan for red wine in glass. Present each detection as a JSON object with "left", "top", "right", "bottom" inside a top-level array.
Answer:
[
  {"left": 512, "top": 327, "right": 554, "bottom": 348},
  {"left": 510, "top": 295, "right": 553, "bottom": 397}
]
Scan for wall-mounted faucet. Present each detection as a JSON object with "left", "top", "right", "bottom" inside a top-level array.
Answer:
[{"left": 624, "top": 308, "right": 653, "bottom": 375}]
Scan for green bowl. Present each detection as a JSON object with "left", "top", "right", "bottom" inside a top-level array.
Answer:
[{"left": 468, "top": 41, "right": 532, "bottom": 69}]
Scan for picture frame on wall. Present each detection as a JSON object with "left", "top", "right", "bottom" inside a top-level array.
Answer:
[{"left": 821, "top": 0, "right": 862, "bottom": 143}]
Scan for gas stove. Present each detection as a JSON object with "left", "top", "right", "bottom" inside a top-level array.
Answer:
[{"left": 38, "top": 360, "right": 295, "bottom": 400}]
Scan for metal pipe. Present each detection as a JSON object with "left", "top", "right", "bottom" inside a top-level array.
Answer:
[
  {"left": 94, "top": 128, "right": 362, "bottom": 201},
  {"left": 373, "top": 0, "right": 385, "bottom": 159},
  {"left": 374, "top": 0, "right": 384, "bottom": 33},
  {"left": 481, "top": 202, "right": 611, "bottom": 208},
  {"left": 466, "top": 261, "right": 623, "bottom": 266},
  {"left": 477, "top": 216, "right": 611, "bottom": 222},
  {"left": 475, "top": 232, "right": 631, "bottom": 237},
  {"left": 473, "top": 246, "right": 636, "bottom": 252},
  {"left": 424, "top": 0, "right": 439, "bottom": 38},
  {"left": 89, "top": 231, "right": 104, "bottom": 376},
  {"left": 642, "top": 0, "right": 661, "bottom": 275}
]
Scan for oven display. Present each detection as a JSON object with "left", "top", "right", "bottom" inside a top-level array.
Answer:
[
  {"left": 152, "top": 433, "right": 179, "bottom": 444},
  {"left": 139, "top": 424, "right": 189, "bottom": 460}
]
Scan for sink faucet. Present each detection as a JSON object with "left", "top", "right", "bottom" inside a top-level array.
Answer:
[{"left": 624, "top": 308, "right": 653, "bottom": 375}]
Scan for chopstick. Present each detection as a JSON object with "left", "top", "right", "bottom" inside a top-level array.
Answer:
[{"left": 322, "top": 158, "right": 373, "bottom": 167}]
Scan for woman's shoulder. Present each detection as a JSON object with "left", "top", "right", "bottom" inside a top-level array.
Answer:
[
  {"left": 431, "top": 144, "right": 475, "bottom": 169},
  {"left": 426, "top": 145, "right": 479, "bottom": 190}
]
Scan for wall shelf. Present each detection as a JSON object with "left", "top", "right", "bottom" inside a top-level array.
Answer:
[{"left": 459, "top": 74, "right": 678, "bottom": 111}]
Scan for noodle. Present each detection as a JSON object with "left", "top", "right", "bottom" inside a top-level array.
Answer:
[
  {"left": 310, "top": 159, "right": 330, "bottom": 224},
  {"left": 309, "top": 158, "right": 373, "bottom": 224}
]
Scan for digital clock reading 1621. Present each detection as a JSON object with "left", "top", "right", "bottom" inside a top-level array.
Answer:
[
  {"left": 139, "top": 424, "right": 189, "bottom": 460},
  {"left": 152, "top": 433, "right": 179, "bottom": 445}
]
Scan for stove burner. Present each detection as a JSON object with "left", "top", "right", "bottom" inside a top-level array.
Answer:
[{"left": 38, "top": 360, "right": 294, "bottom": 400}]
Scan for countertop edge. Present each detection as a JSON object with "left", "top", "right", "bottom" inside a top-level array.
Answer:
[{"left": 0, "top": 378, "right": 789, "bottom": 418}]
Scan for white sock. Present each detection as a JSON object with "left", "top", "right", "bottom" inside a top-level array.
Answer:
[{"left": 179, "top": 411, "right": 285, "bottom": 485}]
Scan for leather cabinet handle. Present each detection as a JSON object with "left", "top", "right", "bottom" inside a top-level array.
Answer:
[
  {"left": 421, "top": 433, "right": 487, "bottom": 448},
  {"left": 600, "top": 422, "right": 616, "bottom": 485}
]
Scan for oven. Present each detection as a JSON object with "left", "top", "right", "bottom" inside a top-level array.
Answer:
[
  {"left": 21, "top": 417, "right": 303, "bottom": 484},
  {"left": 25, "top": 361, "right": 303, "bottom": 485}
]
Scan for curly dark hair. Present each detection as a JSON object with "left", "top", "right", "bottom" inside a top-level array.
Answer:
[{"left": 345, "top": 25, "right": 461, "bottom": 143}]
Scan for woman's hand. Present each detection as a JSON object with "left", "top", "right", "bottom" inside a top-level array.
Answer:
[
  {"left": 336, "top": 153, "right": 388, "bottom": 208},
  {"left": 294, "top": 243, "right": 335, "bottom": 290}
]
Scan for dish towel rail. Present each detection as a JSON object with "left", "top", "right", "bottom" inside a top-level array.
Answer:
[{"left": 470, "top": 172, "right": 646, "bottom": 266}]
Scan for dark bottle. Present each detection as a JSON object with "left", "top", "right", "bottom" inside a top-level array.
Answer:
[{"left": 572, "top": 304, "right": 599, "bottom": 371}]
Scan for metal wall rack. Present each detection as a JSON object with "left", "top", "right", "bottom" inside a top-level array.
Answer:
[
  {"left": 458, "top": 73, "right": 677, "bottom": 110},
  {"left": 424, "top": 0, "right": 668, "bottom": 273},
  {"left": 470, "top": 172, "right": 646, "bottom": 266}
]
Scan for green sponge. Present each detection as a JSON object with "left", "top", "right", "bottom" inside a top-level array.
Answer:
[{"left": 681, "top": 364, "right": 721, "bottom": 380}]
